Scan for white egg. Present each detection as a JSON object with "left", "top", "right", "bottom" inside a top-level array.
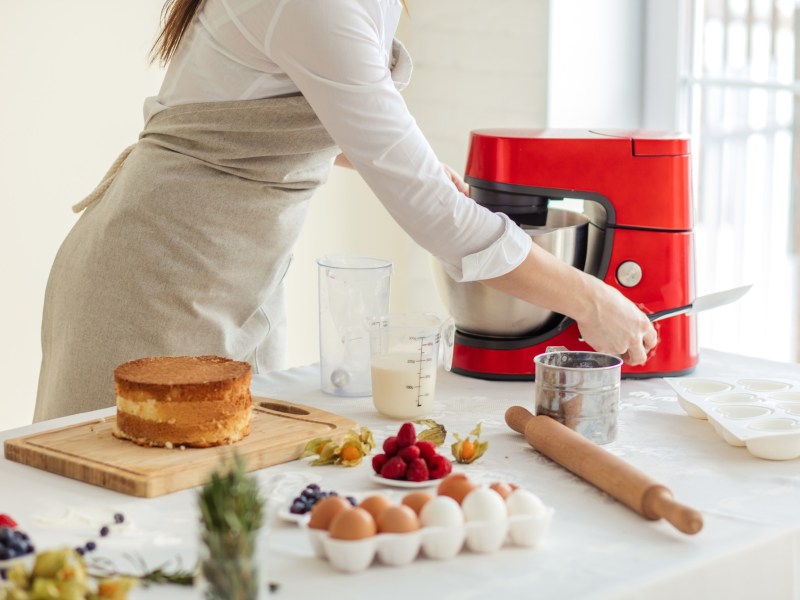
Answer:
[
  {"left": 506, "top": 489, "right": 547, "bottom": 517},
  {"left": 419, "top": 495, "right": 464, "bottom": 528},
  {"left": 461, "top": 487, "right": 507, "bottom": 522}
]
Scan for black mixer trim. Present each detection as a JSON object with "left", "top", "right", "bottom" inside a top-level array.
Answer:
[
  {"left": 464, "top": 177, "right": 618, "bottom": 226},
  {"left": 454, "top": 318, "right": 575, "bottom": 350},
  {"left": 451, "top": 365, "right": 697, "bottom": 381},
  {"left": 450, "top": 366, "right": 534, "bottom": 381},
  {"left": 623, "top": 366, "right": 697, "bottom": 379},
  {"left": 465, "top": 177, "right": 616, "bottom": 283}
]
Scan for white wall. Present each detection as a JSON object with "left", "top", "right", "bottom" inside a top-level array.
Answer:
[
  {"left": 0, "top": 2, "right": 167, "bottom": 429},
  {"left": 0, "top": 1, "right": 552, "bottom": 429}
]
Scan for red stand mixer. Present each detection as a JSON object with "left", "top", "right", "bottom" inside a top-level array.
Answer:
[{"left": 433, "top": 129, "right": 697, "bottom": 379}]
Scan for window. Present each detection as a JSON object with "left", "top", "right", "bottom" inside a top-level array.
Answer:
[{"left": 681, "top": 0, "right": 798, "bottom": 362}]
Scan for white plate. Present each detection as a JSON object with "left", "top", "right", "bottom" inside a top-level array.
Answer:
[
  {"left": 277, "top": 507, "right": 310, "bottom": 525},
  {"left": 277, "top": 491, "right": 361, "bottom": 525},
  {"left": 369, "top": 473, "right": 442, "bottom": 489}
]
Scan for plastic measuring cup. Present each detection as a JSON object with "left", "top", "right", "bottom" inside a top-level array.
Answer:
[
  {"left": 366, "top": 313, "right": 454, "bottom": 419},
  {"left": 318, "top": 255, "right": 392, "bottom": 397}
]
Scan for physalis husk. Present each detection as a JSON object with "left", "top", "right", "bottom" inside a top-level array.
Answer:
[
  {"left": 302, "top": 426, "right": 375, "bottom": 466},
  {"left": 451, "top": 422, "right": 489, "bottom": 464},
  {"left": 0, "top": 547, "right": 138, "bottom": 600},
  {"left": 414, "top": 419, "right": 447, "bottom": 446}
]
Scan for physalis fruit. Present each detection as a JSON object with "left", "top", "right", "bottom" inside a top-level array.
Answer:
[
  {"left": 302, "top": 426, "right": 375, "bottom": 467},
  {"left": 451, "top": 422, "right": 489, "bottom": 464}
]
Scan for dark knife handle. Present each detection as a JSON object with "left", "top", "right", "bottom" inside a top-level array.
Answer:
[{"left": 648, "top": 304, "right": 692, "bottom": 323}]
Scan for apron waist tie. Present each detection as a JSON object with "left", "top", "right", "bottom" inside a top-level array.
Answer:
[{"left": 72, "top": 143, "right": 137, "bottom": 213}]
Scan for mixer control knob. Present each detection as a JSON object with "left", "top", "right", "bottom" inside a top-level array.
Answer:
[{"left": 616, "top": 261, "right": 642, "bottom": 288}]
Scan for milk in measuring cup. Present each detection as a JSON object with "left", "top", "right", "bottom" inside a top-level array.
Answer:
[
  {"left": 367, "top": 313, "right": 446, "bottom": 420},
  {"left": 370, "top": 353, "right": 437, "bottom": 419}
]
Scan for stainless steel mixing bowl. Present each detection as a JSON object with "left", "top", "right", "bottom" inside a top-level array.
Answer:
[{"left": 431, "top": 208, "right": 590, "bottom": 337}]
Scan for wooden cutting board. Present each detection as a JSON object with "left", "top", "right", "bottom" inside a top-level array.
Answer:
[{"left": 3, "top": 397, "right": 357, "bottom": 498}]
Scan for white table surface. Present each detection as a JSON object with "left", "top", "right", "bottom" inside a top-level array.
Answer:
[{"left": 2, "top": 349, "right": 800, "bottom": 600}]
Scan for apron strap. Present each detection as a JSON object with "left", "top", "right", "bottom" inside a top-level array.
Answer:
[{"left": 72, "top": 143, "right": 137, "bottom": 213}]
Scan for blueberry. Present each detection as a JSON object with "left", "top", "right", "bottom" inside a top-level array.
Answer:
[
  {"left": 0, "top": 528, "right": 12, "bottom": 544},
  {"left": 8, "top": 540, "right": 25, "bottom": 554},
  {"left": 289, "top": 501, "right": 306, "bottom": 515},
  {"left": 85, "top": 541, "right": 97, "bottom": 552},
  {"left": 346, "top": 496, "right": 357, "bottom": 506},
  {"left": 114, "top": 513, "right": 125, "bottom": 524},
  {"left": 99, "top": 526, "right": 110, "bottom": 537},
  {"left": 307, "top": 483, "right": 320, "bottom": 491},
  {"left": 0, "top": 548, "right": 11, "bottom": 560},
  {"left": 75, "top": 547, "right": 85, "bottom": 556}
]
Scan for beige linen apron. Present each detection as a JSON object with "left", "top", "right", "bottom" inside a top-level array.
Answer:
[{"left": 34, "top": 95, "right": 339, "bottom": 421}]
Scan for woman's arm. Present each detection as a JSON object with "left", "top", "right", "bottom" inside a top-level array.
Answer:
[
  {"left": 267, "top": 1, "right": 655, "bottom": 365},
  {"left": 483, "top": 244, "right": 657, "bottom": 365}
]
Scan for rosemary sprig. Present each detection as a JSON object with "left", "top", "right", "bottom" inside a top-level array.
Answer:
[
  {"left": 198, "top": 454, "right": 263, "bottom": 535},
  {"left": 198, "top": 453, "right": 265, "bottom": 600},
  {"left": 87, "top": 554, "right": 195, "bottom": 587}
]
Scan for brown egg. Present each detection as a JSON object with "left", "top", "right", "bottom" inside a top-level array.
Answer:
[
  {"left": 437, "top": 473, "right": 477, "bottom": 505},
  {"left": 376, "top": 505, "right": 420, "bottom": 534},
  {"left": 308, "top": 496, "right": 351, "bottom": 531},
  {"left": 358, "top": 494, "right": 393, "bottom": 522},
  {"left": 401, "top": 491, "right": 434, "bottom": 515},
  {"left": 329, "top": 507, "right": 377, "bottom": 540},
  {"left": 489, "top": 481, "right": 514, "bottom": 500}
]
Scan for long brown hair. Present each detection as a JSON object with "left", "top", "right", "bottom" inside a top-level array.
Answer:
[
  {"left": 150, "top": 0, "right": 204, "bottom": 65},
  {"left": 150, "top": 0, "right": 409, "bottom": 66}
]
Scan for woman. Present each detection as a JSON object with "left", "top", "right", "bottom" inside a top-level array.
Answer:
[{"left": 34, "top": 0, "right": 657, "bottom": 421}]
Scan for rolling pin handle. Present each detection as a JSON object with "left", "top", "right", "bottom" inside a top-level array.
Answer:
[
  {"left": 642, "top": 485, "right": 704, "bottom": 535},
  {"left": 505, "top": 405, "right": 535, "bottom": 435}
]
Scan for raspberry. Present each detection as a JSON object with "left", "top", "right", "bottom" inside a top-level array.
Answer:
[
  {"left": 427, "top": 454, "right": 453, "bottom": 479},
  {"left": 397, "top": 445, "right": 421, "bottom": 463},
  {"left": 406, "top": 458, "right": 429, "bottom": 482},
  {"left": 415, "top": 440, "right": 436, "bottom": 460},
  {"left": 380, "top": 456, "right": 407, "bottom": 480},
  {"left": 396, "top": 422, "right": 417, "bottom": 448},
  {"left": 382, "top": 435, "right": 399, "bottom": 457},
  {"left": 372, "top": 453, "right": 388, "bottom": 474},
  {"left": 0, "top": 515, "right": 17, "bottom": 529}
]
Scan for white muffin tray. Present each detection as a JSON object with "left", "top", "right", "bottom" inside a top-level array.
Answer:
[
  {"left": 665, "top": 377, "right": 800, "bottom": 460},
  {"left": 302, "top": 510, "right": 554, "bottom": 573}
]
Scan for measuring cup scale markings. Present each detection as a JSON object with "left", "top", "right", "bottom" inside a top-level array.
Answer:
[{"left": 367, "top": 314, "right": 454, "bottom": 420}]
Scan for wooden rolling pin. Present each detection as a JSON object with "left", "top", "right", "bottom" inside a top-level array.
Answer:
[{"left": 505, "top": 406, "right": 703, "bottom": 535}]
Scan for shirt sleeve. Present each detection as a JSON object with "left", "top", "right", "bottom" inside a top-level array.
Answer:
[{"left": 265, "top": 0, "right": 531, "bottom": 282}]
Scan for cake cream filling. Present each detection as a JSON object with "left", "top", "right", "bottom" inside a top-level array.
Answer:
[
  {"left": 117, "top": 396, "right": 166, "bottom": 421},
  {"left": 116, "top": 395, "right": 251, "bottom": 425}
]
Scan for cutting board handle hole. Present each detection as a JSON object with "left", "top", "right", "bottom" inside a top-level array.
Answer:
[{"left": 258, "top": 401, "right": 310, "bottom": 416}]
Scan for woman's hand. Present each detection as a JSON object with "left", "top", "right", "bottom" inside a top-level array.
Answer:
[
  {"left": 483, "top": 245, "right": 658, "bottom": 367},
  {"left": 441, "top": 163, "right": 470, "bottom": 195},
  {"left": 575, "top": 278, "right": 658, "bottom": 366}
]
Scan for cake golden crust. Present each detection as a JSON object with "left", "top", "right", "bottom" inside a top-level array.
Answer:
[
  {"left": 114, "top": 355, "right": 252, "bottom": 402},
  {"left": 113, "top": 355, "right": 252, "bottom": 448},
  {"left": 113, "top": 410, "right": 252, "bottom": 448}
]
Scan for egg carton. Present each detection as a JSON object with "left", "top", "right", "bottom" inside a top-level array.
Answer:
[
  {"left": 303, "top": 510, "right": 554, "bottom": 573},
  {"left": 665, "top": 377, "right": 800, "bottom": 460}
]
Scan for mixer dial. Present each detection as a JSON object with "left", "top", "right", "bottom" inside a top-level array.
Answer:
[{"left": 616, "top": 261, "right": 643, "bottom": 288}]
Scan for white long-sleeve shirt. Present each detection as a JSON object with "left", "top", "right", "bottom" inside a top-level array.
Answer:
[{"left": 144, "top": 0, "right": 531, "bottom": 281}]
